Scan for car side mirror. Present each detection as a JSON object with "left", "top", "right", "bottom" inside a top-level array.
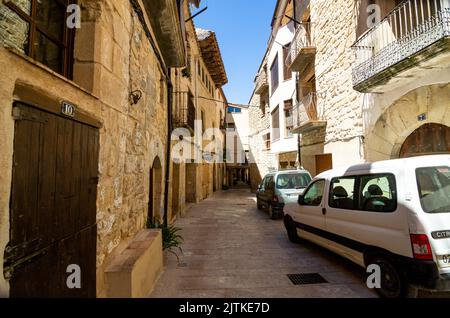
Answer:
[{"left": 298, "top": 194, "right": 305, "bottom": 205}]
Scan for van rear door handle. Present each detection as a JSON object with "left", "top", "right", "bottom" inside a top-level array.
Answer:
[{"left": 322, "top": 208, "right": 327, "bottom": 215}]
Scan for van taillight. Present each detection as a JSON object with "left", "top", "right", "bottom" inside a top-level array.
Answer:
[{"left": 410, "top": 234, "right": 433, "bottom": 260}]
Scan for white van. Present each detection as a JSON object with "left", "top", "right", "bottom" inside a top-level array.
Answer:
[{"left": 283, "top": 155, "right": 450, "bottom": 298}]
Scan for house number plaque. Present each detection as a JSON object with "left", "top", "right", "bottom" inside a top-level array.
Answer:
[{"left": 61, "top": 102, "right": 76, "bottom": 118}]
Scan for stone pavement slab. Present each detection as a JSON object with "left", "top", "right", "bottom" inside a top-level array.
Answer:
[{"left": 150, "top": 189, "right": 377, "bottom": 298}]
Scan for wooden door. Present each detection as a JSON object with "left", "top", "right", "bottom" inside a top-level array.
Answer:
[
  {"left": 5, "top": 103, "right": 99, "bottom": 298},
  {"left": 400, "top": 123, "right": 450, "bottom": 158},
  {"left": 315, "top": 154, "right": 333, "bottom": 176},
  {"left": 172, "top": 163, "right": 181, "bottom": 217}
]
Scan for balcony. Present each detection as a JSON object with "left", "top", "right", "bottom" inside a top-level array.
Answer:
[
  {"left": 352, "top": 0, "right": 450, "bottom": 93},
  {"left": 286, "top": 114, "right": 294, "bottom": 137},
  {"left": 173, "top": 91, "right": 196, "bottom": 131},
  {"left": 255, "top": 68, "right": 269, "bottom": 95},
  {"left": 142, "top": 0, "right": 186, "bottom": 67},
  {"left": 285, "top": 22, "right": 316, "bottom": 73},
  {"left": 292, "top": 92, "right": 326, "bottom": 134}
]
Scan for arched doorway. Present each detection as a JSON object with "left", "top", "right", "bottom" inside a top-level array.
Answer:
[
  {"left": 149, "top": 156, "right": 162, "bottom": 223},
  {"left": 399, "top": 123, "right": 450, "bottom": 158},
  {"left": 365, "top": 83, "right": 450, "bottom": 162}
]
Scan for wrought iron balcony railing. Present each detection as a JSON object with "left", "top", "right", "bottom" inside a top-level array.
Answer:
[
  {"left": 173, "top": 91, "right": 196, "bottom": 131},
  {"left": 292, "top": 92, "right": 326, "bottom": 133},
  {"left": 255, "top": 68, "right": 269, "bottom": 95},
  {"left": 352, "top": 0, "right": 450, "bottom": 91},
  {"left": 285, "top": 22, "right": 316, "bottom": 72},
  {"left": 286, "top": 114, "right": 294, "bottom": 127}
]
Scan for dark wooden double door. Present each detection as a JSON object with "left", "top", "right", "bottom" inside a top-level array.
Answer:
[
  {"left": 400, "top": 123, "right": 450, "bottom": 158},
  {"left": 5, "top": 103, "right": 99, "bottom": 297}
]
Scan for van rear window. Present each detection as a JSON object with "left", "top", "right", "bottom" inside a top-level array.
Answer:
[{"left": 416, "top": 166, "right": 450, "bottom": 213}]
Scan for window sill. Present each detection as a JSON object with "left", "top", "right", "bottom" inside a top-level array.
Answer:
[{"left": 4, "top": 48, "right": 100, "bottom": 100}]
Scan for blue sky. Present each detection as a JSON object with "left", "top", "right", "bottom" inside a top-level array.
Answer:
[{"left": 192, "top": 0, "right": 276, "bottom": 104}]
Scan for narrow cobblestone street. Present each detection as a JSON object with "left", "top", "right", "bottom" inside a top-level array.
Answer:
[{"left": 151, "top": 189, "right": 377, "bottom": 298}]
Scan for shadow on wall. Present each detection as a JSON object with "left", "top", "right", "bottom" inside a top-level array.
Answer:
[{"left": 249, "top": 163, "right": 263, "bottom": 193}]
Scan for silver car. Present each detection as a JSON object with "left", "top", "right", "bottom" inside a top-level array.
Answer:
[{"left": 256, "top": 169, "right": 312, "bottom": 219}]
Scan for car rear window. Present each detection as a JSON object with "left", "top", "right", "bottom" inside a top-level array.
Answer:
[
  {"left": 276, "top": 173, "right": 311, "bottom": 190},
  {"left": 416, "top": 166, "right": 450, "bottom": 213}
]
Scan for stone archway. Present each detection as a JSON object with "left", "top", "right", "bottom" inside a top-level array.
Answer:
[
  {"left": 399, "top": 123, "right": 450, "bottom": 158},
  {"left": 365, "top": 84, "right": 450, "bottom": 162},
  {"left": 149, "top": 156, "right": 162, "bottom": 223}
]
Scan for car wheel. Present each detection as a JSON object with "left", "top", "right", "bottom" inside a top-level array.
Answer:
[
  {"left": 283, "top": 215, "right": 301, "bottom": 243},
  {"left": 368, "top": 255, "right": 406, "bottom": 298},
  {"left": 268, "top": 204, "right": 277, "bottom": 220},
  {"left": 257, "top": 198, "right": 263, "bottom": 210}
]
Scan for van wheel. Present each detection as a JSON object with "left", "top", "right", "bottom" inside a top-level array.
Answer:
[
  {"left": 284, "top": 215, "right": 301, "bottom": 243},
  {"left": 369, "top": 255, "right": 406, "bottom": 298}
]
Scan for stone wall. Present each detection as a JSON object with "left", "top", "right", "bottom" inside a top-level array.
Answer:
[
  {"left": 75, "top": 0, "right": 170, "bottom": 296},
  {"left": 248, "top": 91, "right": 277, "bottom": 191},
  {"left": 365, "top": 83, "right": 450, "bottom": 161},
  {"left": 170, "top": 8, "right": 226, "bottom": 206},
  {"left": 310, "top": 0, "right": 365, "bottom": 167},
  {"left": 0, "top": 0, "right": 170, "bottom": 297},
  {"left": 0, "top": 1, "right": 30, "bottom": 54}
]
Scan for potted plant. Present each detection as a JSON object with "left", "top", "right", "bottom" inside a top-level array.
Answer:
[{"left": 146, "top": 218, "right": 184, "bottom": 262}]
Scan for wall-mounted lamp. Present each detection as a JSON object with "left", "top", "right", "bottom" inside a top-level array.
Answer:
[
  {"left": 129, "top": 90, "right": 142, "bottom": 105},
  {"left": 359, "top": 135, "right": 366, "bottom": 144}
]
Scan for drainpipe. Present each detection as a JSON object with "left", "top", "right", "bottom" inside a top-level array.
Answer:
[
  {"left": 296, "top": 76, "right": 302, "bottom": 168},
  {"left": 293, "top": 0, "right": 297, "bottom": 28},
  {"left": 292, "top": 0, "right": 301, "bottom": 169},
  {"left": 164, "top": 68, "right": 173, "bottom": 227}
]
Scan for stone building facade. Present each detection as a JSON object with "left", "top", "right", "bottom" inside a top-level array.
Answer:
[
  {"left": 249, "top": 0, "right": 449, "bottom": 182},
  {"left": 169, "top": 5, "right": 228, "bottom": 219},
  {"left": 0, "top": 0, "right": 224, "bottom": 298},
  {"left": 306, "top": 0, "right": 450, "bottom": 166},
  {"left": 353, "top": 0, "right": 450, "bottom": 161},
  {"left": 194, "top": 27, "right": 227, "bottom": 201},
  {"left": 226, "top": 103, "right": 250, "bottom": 187},
  {"left": 292, "top": 0, "right": 365, "bottom": 175},
  {"left": 248, "top": 89, "right": 277, "bottom": 192}
]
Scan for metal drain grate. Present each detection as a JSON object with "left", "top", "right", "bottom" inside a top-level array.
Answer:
[{"left": 287, "top": 273, "right": 328, "bottom": 285}]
